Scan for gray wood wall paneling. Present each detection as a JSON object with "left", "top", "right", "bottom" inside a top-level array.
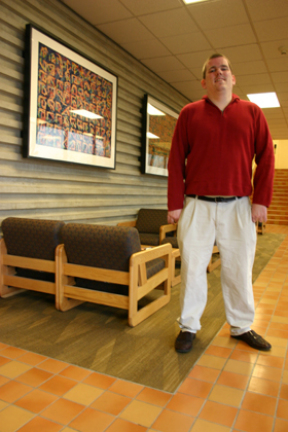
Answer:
[{"left": 0, "top": 0, "right": 190, "bottom": 226}]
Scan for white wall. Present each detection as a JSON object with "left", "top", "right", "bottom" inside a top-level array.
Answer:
[{"left": 274, "top": 140, "right": 288, "bottom": 169}]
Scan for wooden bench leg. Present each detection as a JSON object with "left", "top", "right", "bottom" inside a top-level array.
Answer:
[
  {"left": 171, "top": 248, "right": 181, "bottom": 287},
  {"left": 0, "top": 239, "right": 23, "bottom": 298},
  {"left": 55, "top": 245, "right": 83, "bottom": 311}
]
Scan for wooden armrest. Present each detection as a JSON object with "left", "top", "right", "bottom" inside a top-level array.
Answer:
[
  {"left": 117, "top": 220, "right": 136, "bottom": 227},
  {"left": 131, "top": 243, "right": 172, "bottom": 266},
  {"left": 159, "top": 223, "right": 177, "bottom": 243}
]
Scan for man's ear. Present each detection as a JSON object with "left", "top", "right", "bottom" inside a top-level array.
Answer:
[
  {"left": 201, "top": 79, "right": 206, "bottom": 89},
  {"left": 232, "top": 75, "right": 236, "bottom": 85}
]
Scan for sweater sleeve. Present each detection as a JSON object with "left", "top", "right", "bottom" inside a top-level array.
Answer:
[
  {"left": 252, "top": 107, "right": 275, "bottom": 207},
  {"left": 167, "top": 108, "right": 189, "bottom": 211}
]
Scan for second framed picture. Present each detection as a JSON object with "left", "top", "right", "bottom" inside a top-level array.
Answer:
[{"left": 141, "top": 95, "right": 179, "bottom": 177}]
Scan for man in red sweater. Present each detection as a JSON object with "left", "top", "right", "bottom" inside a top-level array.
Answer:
[{"left": 168, "top": 53, "right": 274, "bottom": 353}]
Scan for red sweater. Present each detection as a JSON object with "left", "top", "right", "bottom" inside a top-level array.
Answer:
[{"left": 168, "top": 94, "right": 274, "bottom": 210}]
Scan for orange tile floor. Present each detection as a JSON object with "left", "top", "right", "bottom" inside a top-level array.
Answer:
[{"left": 1, "top": 224, "right": 288, "bottom": 432}]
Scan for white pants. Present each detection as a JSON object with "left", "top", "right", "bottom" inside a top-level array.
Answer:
[{"left": 177, "top": 196, "right": 256, "bottom": 336}]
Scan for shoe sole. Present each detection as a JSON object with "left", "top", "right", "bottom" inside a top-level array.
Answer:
[
  {"left": 176, "top": 348, "right": 192, "bottom": 353},
  {"left": 175, "top": 344, "right": 193, "bottom": 353}
]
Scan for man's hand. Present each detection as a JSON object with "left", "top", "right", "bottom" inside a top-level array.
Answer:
[
  {"left": 167, "top": 209, "right": 182, "bottom": 224},
  {"left": 251, "top": 204, "right": 267, "bottom": 223}
]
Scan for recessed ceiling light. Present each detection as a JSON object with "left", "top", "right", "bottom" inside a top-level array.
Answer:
[
  {"left": 182, "top": 0, "right": 210, "bottom": 4},
  {"left": 70, "top": 109, "right": 103, "bottom": 119},
  {"left": 247, "top": 92, "right": 280, "bottom": 108}
]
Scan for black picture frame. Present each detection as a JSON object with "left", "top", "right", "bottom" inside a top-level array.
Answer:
[{"left": 141, "top": 95, "right": 179, "bottom": 177}]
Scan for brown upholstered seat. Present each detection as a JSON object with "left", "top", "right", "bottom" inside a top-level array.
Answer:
[
  {"left": 0, "top": 217, "right": 64, "bottom": 299},
  {"left": 56, "top": 223, "right": 172, "bottom": 326},
  {"left": 118, "top": 208, "right": 172, "bottom": 246}
]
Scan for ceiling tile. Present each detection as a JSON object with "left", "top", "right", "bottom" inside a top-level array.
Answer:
[
  {"left": 233, "top": 85, "right": 248, "bottom": 100},
  {"left": 120, "top": 0, "right": 183, "bottom": 15},
  {"left": 266, "top": 57, "right": 288, "bottom": 72},
  {"left": 245, "top": 0, "right": 288, "bottom": 21},
  {"left": 260, "top": 40, "right": 288, "bottom": 59},
  {"left": 278, "top": 92, "right": 288, "bottom": 103},
  {"left": 274, "top": 82, "right": 288, "bottom": 93},
  {"left": 173, "top": 79, "right": 204, "bottom": 94},
  {"left": 238, "top": 83, "right": 275, "bottom": 94},
  {"left": 189, "top": 67, "right": 205, "bottom": 80},
  {"left": 157, "top": 69, "right": 197, "bottom": 83},
  {"left": 177, "top": 50, "right": 213, "bottom": 70},
  {"left": 231, "top": 61, "right": 268, "bottom": 76},
  {"left": 186, "top": 0, "right": 249, "bottom": 30},
  {"left": 172, "top": 86, "right": 204, "bottom": 102},
  {"left": 142, "top": 56, "right": 185, "bottom": 73},
  {"left": 262, "top": 108, "right": 284, "bottom": 119},
  {"left": 236, "top": 73, "right": 272, "bottom": 86},
  {"left": 138, "top": 9, "right": 198, "bottom": 38},
  {"left": 97, "top": 18, "right": 154, "bottom": 44},
  {"left": 205, "top": 24, "right": 257, "bottom": 48},
  {"left": 160, "top": 31, "right": 212, "bottom": 55},
  {"left": 254, "top": 18, "right": 288, "bottom": 42},
  {"left": 62, "top": 0, "right": 132, "bottom": 25},
  {"left": 220, "top": 44, "right": 262, "bottom": 63},
  {"left": 122, "top": 39, "right": 170, "bottom": 59}
]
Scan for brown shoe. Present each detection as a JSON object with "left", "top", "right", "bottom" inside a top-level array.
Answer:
[
  {"left": 232, "top": 330, "right": 271, "bottom": 351},
  {"left": 175, "top": 331, "right": 195, "bottom": 353}
]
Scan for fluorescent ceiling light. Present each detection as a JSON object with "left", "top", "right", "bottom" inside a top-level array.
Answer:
[
  {"left": 183, "top": 0, "right": 210, "bottom": 4},
  {"left": 148, "top": 104, "right": 165, "bottom": 116},
  {"left": 70, "top": 109, "right": 103, "bottom": 119},
  {"left": 247, "top": 92, "right": 280, "bottom": 108},
  {"left": 147, "top": 132, "right": 160, "bottom": 139}
]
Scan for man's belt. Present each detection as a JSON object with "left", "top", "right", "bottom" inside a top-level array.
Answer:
[{"left": 187, "top": 195, "right": 243, "bottom": 203}]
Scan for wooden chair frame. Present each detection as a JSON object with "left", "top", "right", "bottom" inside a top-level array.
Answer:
[
  {"left": 256, "top": 221, "right": 266, "bottom": 235},
  {"left": 56, "top": 243, "right": 172, "bottom": 327},
  {"left": 0, "top": 238, "right": 59, "bottom": 299}
]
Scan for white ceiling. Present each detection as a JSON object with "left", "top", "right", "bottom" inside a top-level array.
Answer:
[{"left": 61, "top": 0, "right": 288, "bottom": 140}]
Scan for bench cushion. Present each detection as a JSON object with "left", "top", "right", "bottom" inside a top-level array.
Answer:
[
  {"left": 136, "top": 209, "right": 168, "bottom": 234},
  {"left": 139, "top": 233, "right": 160, "bottom": 246},
  {"left": 161, "top": 236, "right": 178, "bottom": 249},
  {"left": 61, "top": 223, "right": 141, "bottom": 271},
  {"left": 1, "top": 217, "right": 64, "bottom": 260}
]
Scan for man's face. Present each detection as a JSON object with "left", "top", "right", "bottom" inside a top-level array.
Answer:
[{"left": 201, "top": 56, "right": 236, "bottom": 95}]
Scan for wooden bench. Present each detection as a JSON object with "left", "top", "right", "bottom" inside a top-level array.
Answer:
[{"left": 56, "top": 223, "right": 172, "bottom": 327}]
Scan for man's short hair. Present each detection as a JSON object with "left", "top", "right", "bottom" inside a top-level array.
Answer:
[{"left": 202, "top": 53, "right": 233, "bottom": 79}]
